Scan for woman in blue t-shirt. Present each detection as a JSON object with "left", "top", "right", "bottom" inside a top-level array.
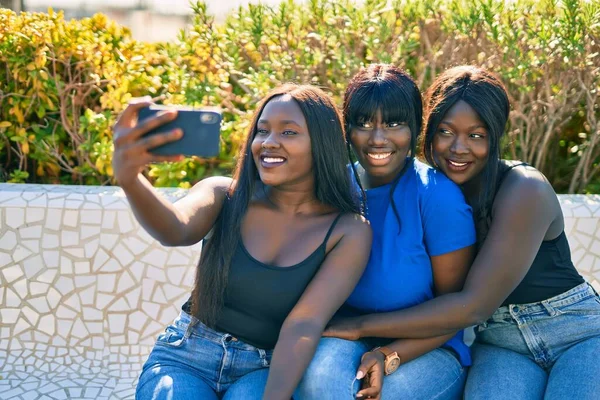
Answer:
[{"left": 295, "top": 65, "right": 476, "bottom": 399}]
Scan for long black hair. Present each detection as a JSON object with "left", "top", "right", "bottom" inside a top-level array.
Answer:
[
  {"left": 343, "top": 64, "right": 422, "bottom": 229},
  {"left": 191, "top": 84, "right": 360, "bottom": 327},
  {"left": 422, "top": 65, "right": 510, "bottom": 240}
]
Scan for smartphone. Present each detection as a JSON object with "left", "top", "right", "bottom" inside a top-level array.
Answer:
[{"left": 138, "top": 105, "right": 222, "bottom": 158}]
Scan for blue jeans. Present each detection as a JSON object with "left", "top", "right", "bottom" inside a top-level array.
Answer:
[
  {"left": 136, "top": 311, "right": 272, "bottom": 400},
  {"left": 465, "top": 282, "right": 600, "bottom": 400},
  {"left": 295, "top": 338, "right": 466, "bottom": 400}
]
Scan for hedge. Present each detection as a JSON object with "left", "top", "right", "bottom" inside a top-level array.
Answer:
[{"left": 0, "top": 0, "right": 599, "bottom": 192}]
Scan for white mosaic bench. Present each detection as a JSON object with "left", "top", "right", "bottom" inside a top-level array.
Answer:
[{"left": 0, "top": 183, "right": 599, "bottom": 400}]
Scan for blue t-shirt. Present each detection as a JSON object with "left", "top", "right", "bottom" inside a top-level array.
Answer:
[{"left": 346, "top": 159, "right": 476, "bottom": 366}]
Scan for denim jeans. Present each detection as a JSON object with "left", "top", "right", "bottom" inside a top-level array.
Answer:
[
  {"left": 136, "top": 311, "right": 272, "bottom": 400},
  {"left": 465, "top": 282, "right": 600, "bottom": 400},
  {"left": 295, "top": 337, "right": 466, "bottom": 400}
]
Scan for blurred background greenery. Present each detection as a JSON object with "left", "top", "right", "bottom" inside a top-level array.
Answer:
[{"left": 0, "top": 0, "right": 599, "bottom": 192}]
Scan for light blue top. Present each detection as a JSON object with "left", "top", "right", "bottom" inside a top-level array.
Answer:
[{"left": 346, "top": 159, "right": 476, "bottom": 366}]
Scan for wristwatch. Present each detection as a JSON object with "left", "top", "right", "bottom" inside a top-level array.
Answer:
[{"left": 372, "top": 346, "right": 401, "bottom": 375}]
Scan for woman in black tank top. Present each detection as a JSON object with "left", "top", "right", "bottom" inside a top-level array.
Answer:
[
  {"left": 341, "top": 66, "right": 599, "bottom": 399},
  {"left": 112, "top": 84, "right": 372, "bottom": 399}
]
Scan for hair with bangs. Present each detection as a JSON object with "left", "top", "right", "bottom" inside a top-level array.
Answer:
[
  {"left": 190, "top": 83, "right": 360, "bottom": 327},
  {"left": 343, "top": 64, "right": 422, "bottom": 231},
  {"left": 422, "top": 65, "right": 509, "bottom": 242}
]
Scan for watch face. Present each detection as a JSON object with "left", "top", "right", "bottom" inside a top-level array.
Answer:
[{"left": 385, "top": 356, "right": 401, "bottom": 375}]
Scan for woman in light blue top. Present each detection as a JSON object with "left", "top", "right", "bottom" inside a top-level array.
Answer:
[{"left": 295, "top": 65, "right": 476, "bottom": 400}]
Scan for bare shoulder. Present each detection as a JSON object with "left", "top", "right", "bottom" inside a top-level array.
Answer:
[
  {"left": 494, "top": 163, "right": 559, "bottom": 221},
  {"left": 329, "top": 213, "right": 372, "bottom": 250},
  {"left": 499, "top": 164, "right": 556, "bottom": 201},
  {"left": 322, "top": 212, "right": 372, "bottom": 270},
  {"left": 169, "top": 176, "right": 234, "bottom": 245},
  {"left": 338, "top": 212, "right": 371, "bottom": 235},
  {"left": 189, "top": 176, "right": 233, "bottom": 194},
  {"left": 174, "top": 176, "right": 233, "bottom": 213}
]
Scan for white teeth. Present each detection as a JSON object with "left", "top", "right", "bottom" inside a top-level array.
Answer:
[
  {"left": 367, "top": 152, "right": 392, "bottom": 160},
  {"left": 263, "top": 157, "right": 285, "bottom": 163},
  {"left": 449, "top": 160, "right": 468, "bottom": 167}
]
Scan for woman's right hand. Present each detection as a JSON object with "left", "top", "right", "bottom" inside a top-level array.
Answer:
[{"left": 112, "top": 97, "right": 184, "bottom": 188}]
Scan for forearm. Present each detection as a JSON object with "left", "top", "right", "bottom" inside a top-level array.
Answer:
[
  {"left": 262, "top": 322, "right": 322, "bottom": 400},
  {"left": 359, "top": 291, "right": 486, "bottom": 339},
  {"left": 384, "top": 333, "right": 457, "bottom": 365},
  {"left": 121, "top": 174, "right": 187, "bottom": 245}
]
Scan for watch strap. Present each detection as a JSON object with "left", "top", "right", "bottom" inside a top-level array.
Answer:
[
  {"left": 372, "top": 346, "right": 401, "bottom": 375},
  {"left": 373, "top": 346, "right": 394, "bottom": 357}
]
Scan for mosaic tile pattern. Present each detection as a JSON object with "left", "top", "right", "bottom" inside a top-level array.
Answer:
[
  {"left": 0, "top": 184, "right": 201, "bottom": 400},
  {"left": 0, "top": 183, "right": 599, "bottom": 399},
  {"left": 560, "top": 195, "right": 600, "bottom": 293}
]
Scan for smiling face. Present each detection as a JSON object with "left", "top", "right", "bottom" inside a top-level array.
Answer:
[
  {"left": 250, "top": 95, "right": 313, "bottom": 188},
  {"left": 349, "top": 110, "right": 412, "bottom": 188},
  {"left": 432, "top": 100, "right": 489, "bottom": 186}
]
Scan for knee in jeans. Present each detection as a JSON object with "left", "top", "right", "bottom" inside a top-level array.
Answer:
[
  {"left": 299, "top": 358, "right": 340, "bottom": 392},
  {"left": 295, "top": 339, "right": 364, "bottom": 398},
  {"left": 297, "top": 355, "right": 357, "bottom": 397}
]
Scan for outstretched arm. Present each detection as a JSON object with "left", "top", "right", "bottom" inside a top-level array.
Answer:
[{"left": 112, "top": 98, "right": 231, "bottom": 247}]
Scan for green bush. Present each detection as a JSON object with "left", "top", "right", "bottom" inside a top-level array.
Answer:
[
  {"left": 0, "top": 5, "right": 232, "bottom": 187},
  {"left": 1, "top": 0, "right": 599, "bottom": 192}
]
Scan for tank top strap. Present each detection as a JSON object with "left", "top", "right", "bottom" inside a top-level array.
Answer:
[
  {"left": 322, "top": 213, "right": 344, "bottom": 247},
  {"left": 497, "top": 162, "right": 530, "bottom": 188},
  {"left": 507, "top": 161, "right": 530, "bottom": 170}
]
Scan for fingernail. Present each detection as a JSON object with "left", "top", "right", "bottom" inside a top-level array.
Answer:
[
  {"left": 356, "top": 371, "right": 364, "bottom": 380},
  {"left": 356, "top": 395, "right": 363, "bottom": 399},
  {"left": 157, "top": 110, "right": 175, "bottom": 117}
]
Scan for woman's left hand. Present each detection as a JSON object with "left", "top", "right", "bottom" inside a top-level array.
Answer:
[
  {"left": 355, "top": 351, "right": 384, "bottom": 399},
  {"left": 323, "top": 317, "right": 363, "bottom": 340}
]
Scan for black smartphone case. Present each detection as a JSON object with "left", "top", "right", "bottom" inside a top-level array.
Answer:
[{"left": 138, "top": 106, "right": 222, "bottom": 158}]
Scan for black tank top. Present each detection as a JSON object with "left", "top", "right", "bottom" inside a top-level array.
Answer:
[
  {"left": 191, "top": 213, "right": 343, "bottom": 349},
  {"left": 492, "top": 162, "right": 584, "bottom": 306}
]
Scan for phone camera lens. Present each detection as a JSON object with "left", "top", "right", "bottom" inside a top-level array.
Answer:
[{"left": 201, "top": 114, "right": 218, "bottom": 124}]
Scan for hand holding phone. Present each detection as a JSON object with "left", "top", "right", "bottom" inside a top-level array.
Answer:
[{"left": 111, "top": 99, "right": 222, "bottom": 188}]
